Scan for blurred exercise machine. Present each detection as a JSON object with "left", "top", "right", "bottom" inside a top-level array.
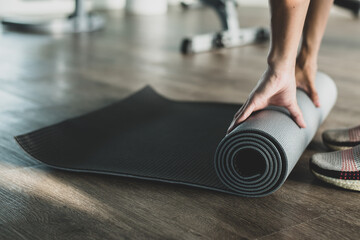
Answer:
[
  {"left": 180, "top": 0, "right": 269, "bottom": 54},
  {"left": 181, "top": 0, "right": 205, "bottom": 9},
  {"left": 334, "top": 0, "right": 360, "bottom": 17},
  {"left": 1, "top": 0, "right": 104, "bottom": 33}
]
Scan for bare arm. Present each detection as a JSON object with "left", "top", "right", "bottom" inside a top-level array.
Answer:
[
  {"left": 228, "top": 0, "right": 310, "bottom": 133},
  {"left": 296, "top": 0, "right": 334, "bottom": 107}
]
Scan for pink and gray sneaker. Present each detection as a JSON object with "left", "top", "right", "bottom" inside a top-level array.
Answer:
[
  {"left": 310, "top": 145, "right": 360, "bottom": 191},
  {"left": 322, "top": 125, "right": 360, "bottom": 151}
]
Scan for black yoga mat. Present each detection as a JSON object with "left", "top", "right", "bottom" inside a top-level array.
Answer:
[{"left": 15, "top": 72, "right": 337, "bottom": 197}]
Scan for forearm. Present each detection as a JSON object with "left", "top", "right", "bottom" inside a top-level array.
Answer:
[
  {"left": 229, "top": 0, "right": 311, "bottom": 131},
  {"left": 298, "top": 0, "right": 334, "bottom": 67},
  {"left": 267, "top": 0, "right": 310, "bottom": 71}
]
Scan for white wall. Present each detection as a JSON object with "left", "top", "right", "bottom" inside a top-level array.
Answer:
[
  {"left": 0, "top": 0, "right": 350, "bottom": 17},
  {"left": 168, "top": 0, "right": 268, "bottom": 6},
  {"left": 0, "top": 0, "right": 125, "bottom": 16},
  {"left": 0, "top": 0, "right": 268, "bottom": 16},
  {"left": 92, "top": 0, "right": 125, "bottom": 10},
  {"left": 92, "top": 0, "right": 269, "bottom": 9}
]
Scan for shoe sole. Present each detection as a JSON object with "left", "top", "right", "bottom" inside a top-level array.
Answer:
[
  {"left": 312, "top": 170, "right": 360, "bottom": 191},
  {"left": 323, "top": 142, "right": 353, "bottom": 151}
]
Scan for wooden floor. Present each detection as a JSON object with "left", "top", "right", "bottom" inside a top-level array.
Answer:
[{"left": 0, "top": 6, "right": 360, "bottom": 240}]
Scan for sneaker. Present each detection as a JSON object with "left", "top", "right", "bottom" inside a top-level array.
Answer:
[
  {"left": 310, "top": 145, "right": 360, "bottom": 191},
  {"left": 322, "top": 125, "right": 360, "bottom": 151}
]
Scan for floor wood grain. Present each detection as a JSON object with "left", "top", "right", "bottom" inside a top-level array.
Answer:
[{"left": 0, "top": 6, "right": 359, "bottom": 240}]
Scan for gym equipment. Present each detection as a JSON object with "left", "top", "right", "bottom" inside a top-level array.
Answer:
[
  {"left": 180, "top": 0, "right": 205, "bottom": 9},
  {"left": 180, "top": 0, "right": 269, "bottom": 54},
  {"left": 1, "top": 0, "right": 104, "bottom": 34},
  {"left": 15, "top": 72, "right": 336, "bottom": 197},
  {"left": 334, "top": 0, "right": 360, "bottom": 17}
]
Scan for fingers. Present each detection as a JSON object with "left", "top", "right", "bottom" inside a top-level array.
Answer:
[
  {"left": 298, "top": 84, "right": 320, "bottom": 108},
  {"left": 235, "top": 101, "right": 256, "bottom": 125},
  {"left": 228, "top": 100, "right": 306, "bottom": 134},
  {"left": 227, "top": 99, "right": 256, "bottom": 134},
  {"left": 233, "top": 99, "right": 249, "bottom": 119},
  {"left": 295, "top": 69, "right": 320, "bottom": 107},
  {"left": 227, "top": 105, "right": 246, "bottom": 134},
  {"left": 308, "top": 84, "right": 320, "bottom": 107},
  {"left": 287, "top": 102, "right": 307, "bottom": 128}
]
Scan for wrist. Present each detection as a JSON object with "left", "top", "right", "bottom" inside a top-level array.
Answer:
[
  {"left": 296, "top": 49, "right": 318, "bottom": 70},
  {"left": 297, "top": 43, "right": 318, "bottom": 69},
  {"left": 267, "top": 51, "right": 296, "bottom": 73},
  {"left": 264, "top": 64, "right": 295, "bottom": 89},
  {"left": 267, "top": 58, "right": 295, "bottom": 76}
]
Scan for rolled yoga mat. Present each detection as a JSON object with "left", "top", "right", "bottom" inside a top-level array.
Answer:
[{"left": 15, "top": 72, "right": 337, "bottom": 197}]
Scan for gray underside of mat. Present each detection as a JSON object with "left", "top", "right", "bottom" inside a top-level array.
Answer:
[{"left": 15, "top": 72, "right": 337, "bottom": 197}]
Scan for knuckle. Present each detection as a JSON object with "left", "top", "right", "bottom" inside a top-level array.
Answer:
[{"left": 292, "top": 110, "right": 300, "bottom": 118}]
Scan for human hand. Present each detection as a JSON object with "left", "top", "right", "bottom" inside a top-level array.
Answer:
[
  {"left": 295, "top": 56, "right": 320, "bottom": 107},
  {"left": 227, "top": 67, "right": 306, "bottom": 134}
]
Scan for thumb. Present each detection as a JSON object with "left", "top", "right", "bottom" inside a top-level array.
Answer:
[
  {"left": 287, "top": 102, "right": 306, "bottom": 128},
  {"left": 235, "top": 100, "right": 256, "bottom": 125},
  {"left": 227, "top": 100, "right": 256, "bottom": 134}
]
